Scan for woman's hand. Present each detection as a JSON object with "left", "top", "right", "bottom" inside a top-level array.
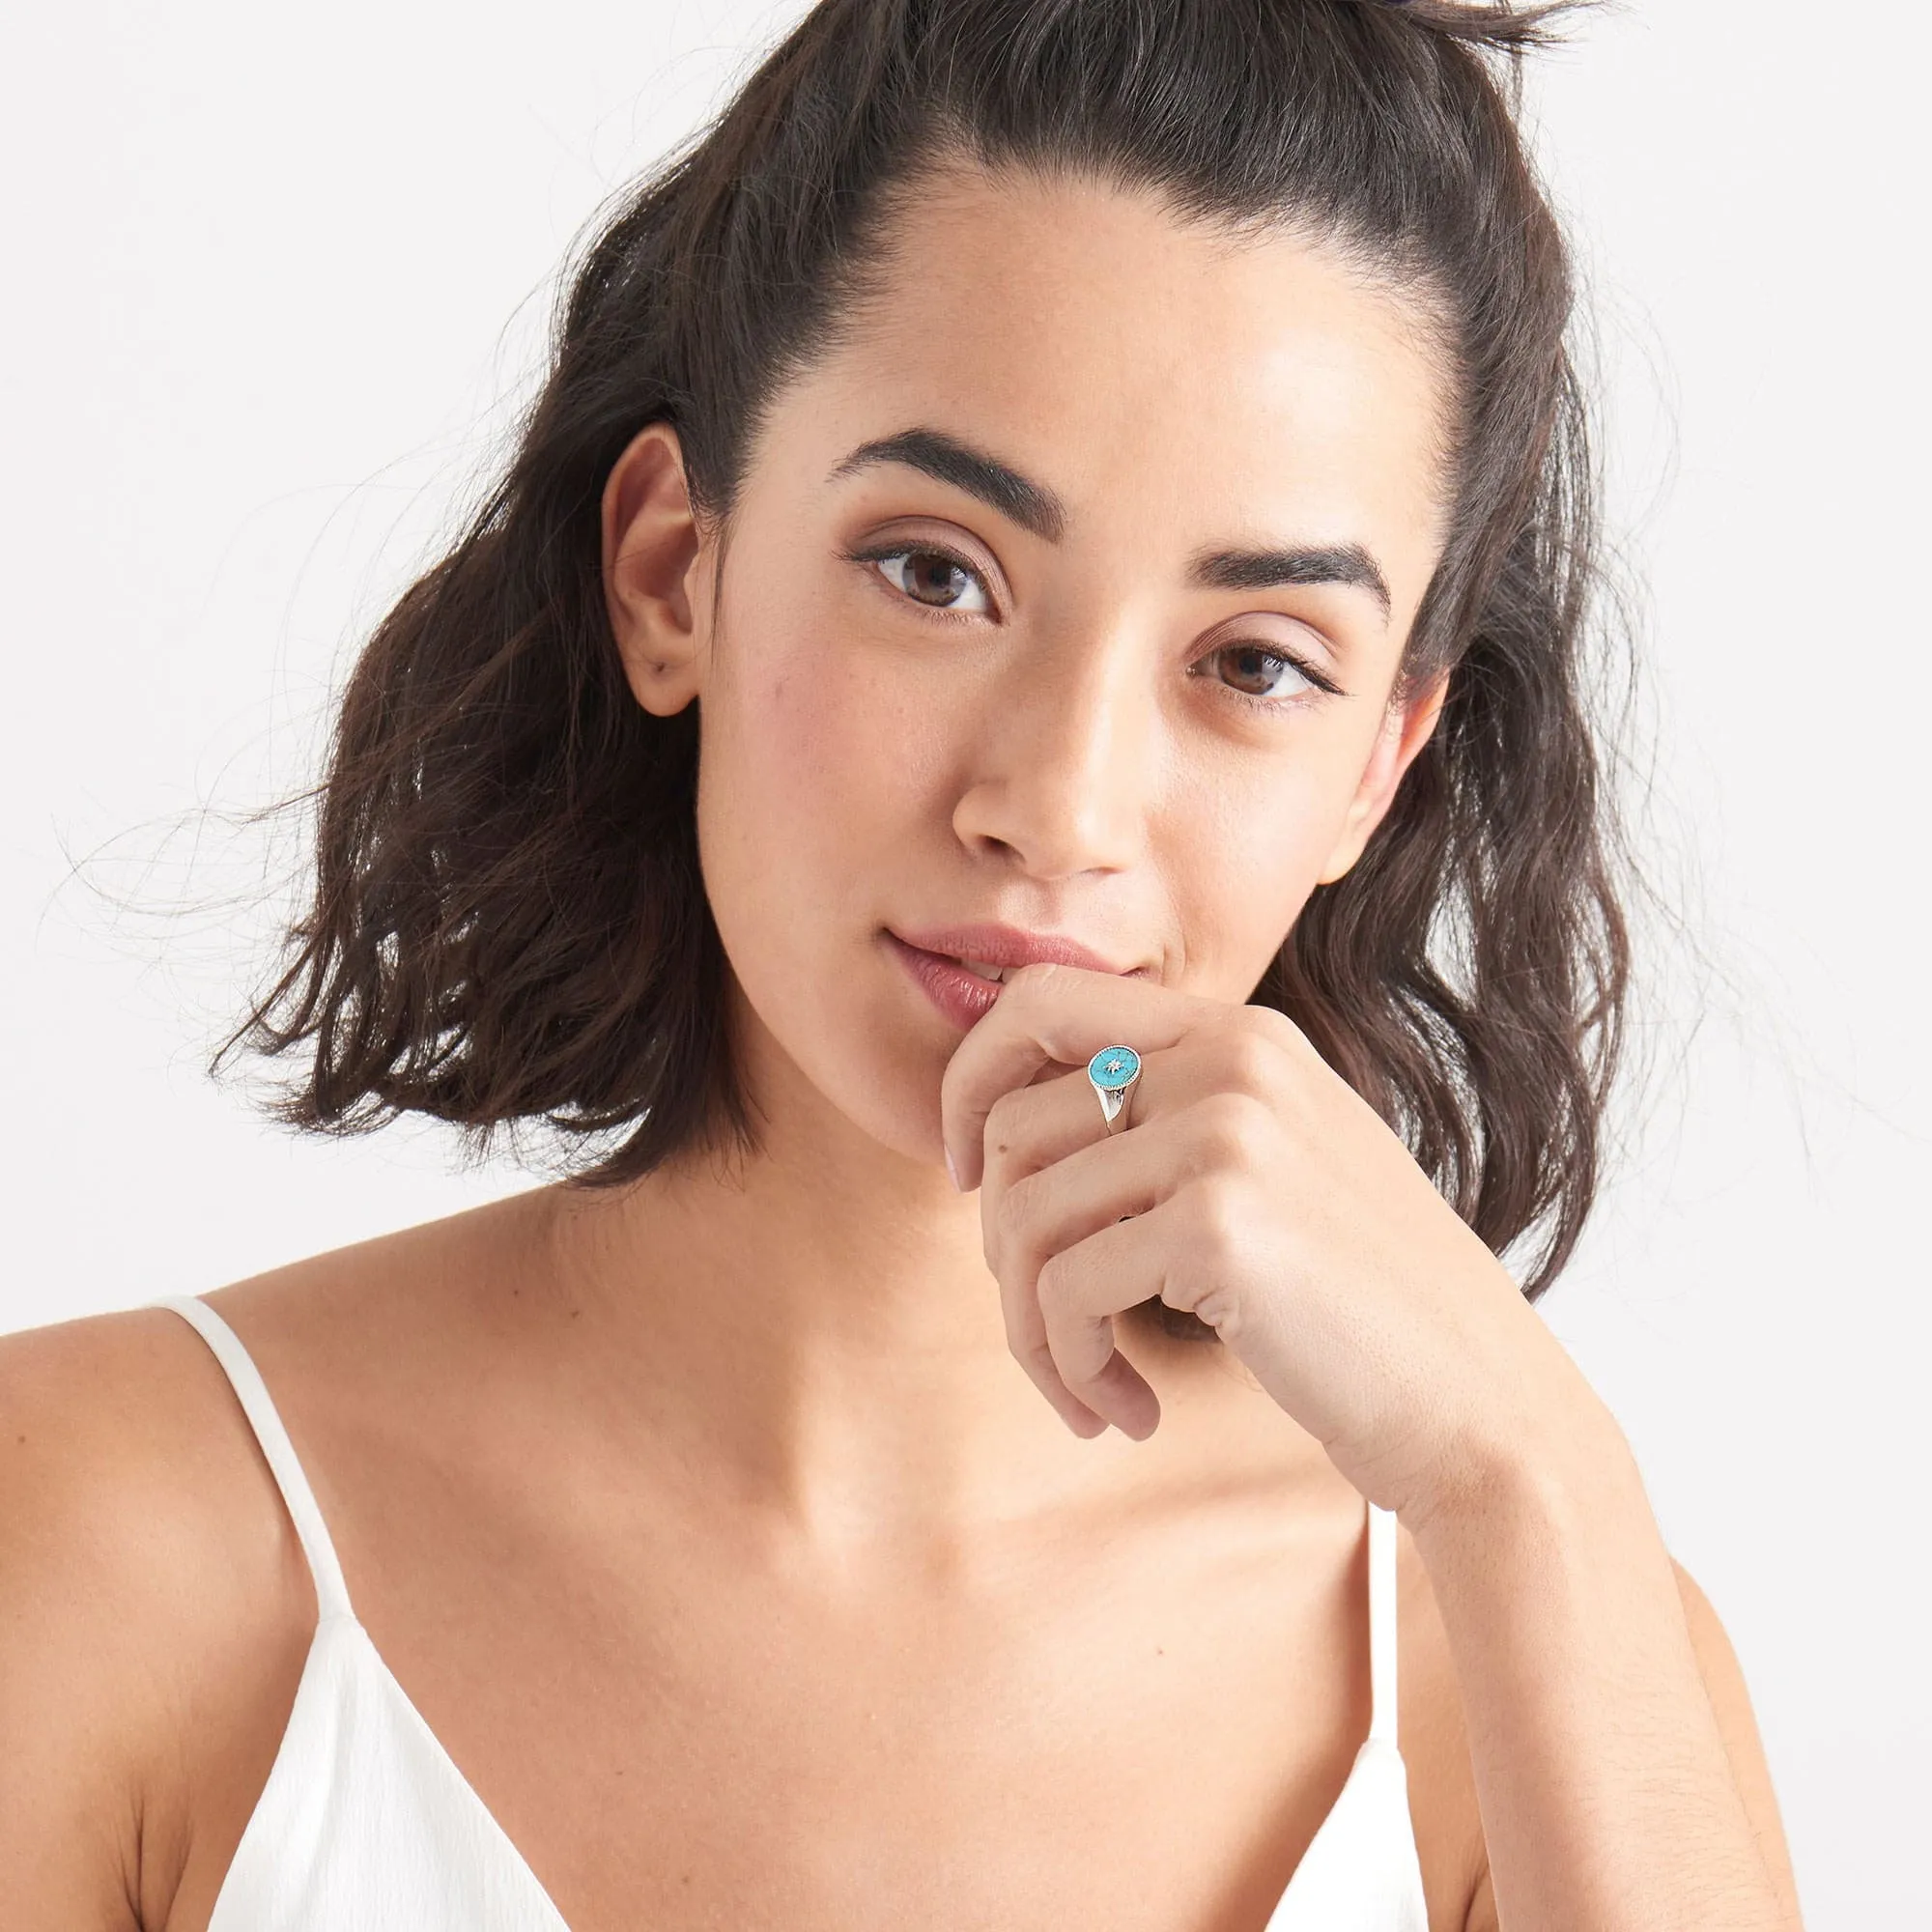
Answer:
[
  {"left": 942, "top": 962, "right": 1804, "bottom": 1931},
  {"left": 938, "top": 959, "right": 1599, "bottom": 1526}
]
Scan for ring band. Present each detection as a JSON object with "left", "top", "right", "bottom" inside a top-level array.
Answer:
[{"left": 1088, "top": 1043, "right": 1142, "bottom": 1136}]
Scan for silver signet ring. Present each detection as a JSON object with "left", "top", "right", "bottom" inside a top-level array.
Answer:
[{"left": 1087, "top": 1043, "right": 1142, "bottom": 1136}]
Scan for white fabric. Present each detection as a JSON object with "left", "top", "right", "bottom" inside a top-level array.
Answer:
[{"left": 156, "top": 1293, "right": 1429, "bottom": 1929}]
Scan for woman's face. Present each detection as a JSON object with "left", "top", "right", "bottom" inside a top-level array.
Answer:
[{"left": 606, "top": 163, "right": 1455, "bottom": 1177}]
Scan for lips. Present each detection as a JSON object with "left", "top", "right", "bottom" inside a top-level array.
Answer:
[
  {"left": 904, "top": 947, "right": 1014, "bottom": 982},
  {"left": 888, "top": 922, "right": 1151, "bottom": 980},
  {"left": 883, "top": 923, "right": 1153, "bottom": 1033},
  {"left": 885, "top": 932, "right": 1010, "bottom": 1030}
]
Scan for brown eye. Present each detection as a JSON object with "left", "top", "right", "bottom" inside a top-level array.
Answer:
[
  {"left": 851, "top": 543, "right": 992, "bottom": 615},
  {"left": 1214, "top": 641, "right": 1316, "bottom": 701}
]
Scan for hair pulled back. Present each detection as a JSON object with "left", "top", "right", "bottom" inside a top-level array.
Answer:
[{"left": 217, "top": 0, "right": 1629, "bottom": 1324}]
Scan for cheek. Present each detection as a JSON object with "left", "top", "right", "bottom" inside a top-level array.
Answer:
[
  {"left": 1169, "top": 725, "right": 1376, "bottom": 984},
  {"left": 703, "top": 623, "right": 918, "bottom": 878},
  {"left": 690, "top": 610, "right": 959, "bottom": 1163},
  {"left": 693, "top": 609, "right": 935, "bottom": 1021}
]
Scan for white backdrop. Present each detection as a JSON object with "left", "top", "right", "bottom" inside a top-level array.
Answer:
[{"left": 3, "top": 3, "right": 1925, "bottom": 1922}]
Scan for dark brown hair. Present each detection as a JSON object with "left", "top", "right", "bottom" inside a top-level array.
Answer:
[{"left": 213, "top": 0, "right": 1631, "bottom": 1330}]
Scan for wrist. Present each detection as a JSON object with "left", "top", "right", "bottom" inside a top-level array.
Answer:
[{"left": 1403, "top": 1357, "right": 1644, "bottom": 1563}]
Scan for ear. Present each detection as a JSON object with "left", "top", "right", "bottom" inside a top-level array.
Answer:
[
  {"left": 1315, "top": 667, "right": 1450, "bottom": 886},
  {"left": 601, "top": 419, "right": 710, "bottom": 717}
]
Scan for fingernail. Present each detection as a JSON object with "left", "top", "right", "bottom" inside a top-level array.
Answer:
[{"left": 945, "top": 1147, "right": 962, "bottom": 1191}]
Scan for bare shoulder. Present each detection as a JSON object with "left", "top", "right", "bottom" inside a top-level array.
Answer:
[
  {"left": 0, "top": 1188, "right": 534, "bottom": 1932},
  {"left": 0, "top": 1300, "right": 317, "bottom": 1927}
]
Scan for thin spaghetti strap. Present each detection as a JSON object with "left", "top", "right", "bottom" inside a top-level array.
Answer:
[
  {"left": 1365, "top": 1500, "right": 1399, "bottom": 1745},
  {"left": 150, "top": 1294, "right": 355, "bottom": 1624}
]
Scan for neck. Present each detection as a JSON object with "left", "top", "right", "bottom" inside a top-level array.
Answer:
[{"left": 519, "top": 1019, "right": 1334, "bottom": 1563}]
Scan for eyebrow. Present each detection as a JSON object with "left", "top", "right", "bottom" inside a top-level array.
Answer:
[{"left": 825, "top": 425, "right": 1393, "bottom": 622}]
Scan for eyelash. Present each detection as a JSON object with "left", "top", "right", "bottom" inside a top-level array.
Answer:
[{"left": 843, "top": 540, "right": 1346, "bottom": 709}]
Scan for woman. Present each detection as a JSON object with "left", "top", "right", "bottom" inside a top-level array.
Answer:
[{"left": 0, "top": 1, "right": 1804, "bottom": 1927}]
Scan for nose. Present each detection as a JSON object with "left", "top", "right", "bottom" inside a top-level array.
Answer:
[{"left": 950, "top": 615, "right": 1159, "bottom": 881}]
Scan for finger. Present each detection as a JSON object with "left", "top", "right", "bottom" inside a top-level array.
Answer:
[
  {"left": 990, "top": 1114, "right": 1184, "bottom": 1437},
  {"left": 941, "top": 961, "right": 1212, "bottom": 1191},
  {"left": 976, "top": 1037, "right": 1259, "bottom": 1209},
  {"left": 1033, "top": 1208, "right": 1165, "bottom": 1439},
  {"left": 977, "top": 1066, "right": 1164, "bottom": 1439},
  {"left": 1012, "top": 1308, "right": 1116, "bottom": 1439},
  {"left": 994, "top": 1236, "right": 1113, "bottom": 1438}
]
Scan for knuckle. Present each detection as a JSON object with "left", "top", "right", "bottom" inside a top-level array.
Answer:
[
  {"left": 982, "top": 1088, "right": 1024, "bottom": 1161},
  {"left": 1220, "top": 1018, "right": 1285, "bottom": 1096},
  {"left": 1247, "top": 1001, "right": 1307, "bottom": 1057},
  {"left": 991, "top": 1166, "right": 1037, "bottom": 1245},
  {"left": 1185, "top": 1171, "right": 1248, "bottom": 1259},
  {"left": 1019, "top": 1334, "right": 1063, "bottom": 1388},
  {"left": 1034, "top": 1249, "right": 1071, "bottom": 1318},
  {"left": 1192, "top": 1279, "right": 1248, "bottom": 1344},
  {"left": 1192, "top": 1090, "right": 1271, "bottom": 1170}
]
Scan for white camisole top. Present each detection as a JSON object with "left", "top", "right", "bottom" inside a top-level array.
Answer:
[{"left": 154, "top": 1293, "right": 1430, "bottom": 1930}]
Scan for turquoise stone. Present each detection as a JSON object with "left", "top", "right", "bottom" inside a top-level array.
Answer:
[{"left": 1088, "top": 1044, "right": 1141, "bottom": 1091}]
